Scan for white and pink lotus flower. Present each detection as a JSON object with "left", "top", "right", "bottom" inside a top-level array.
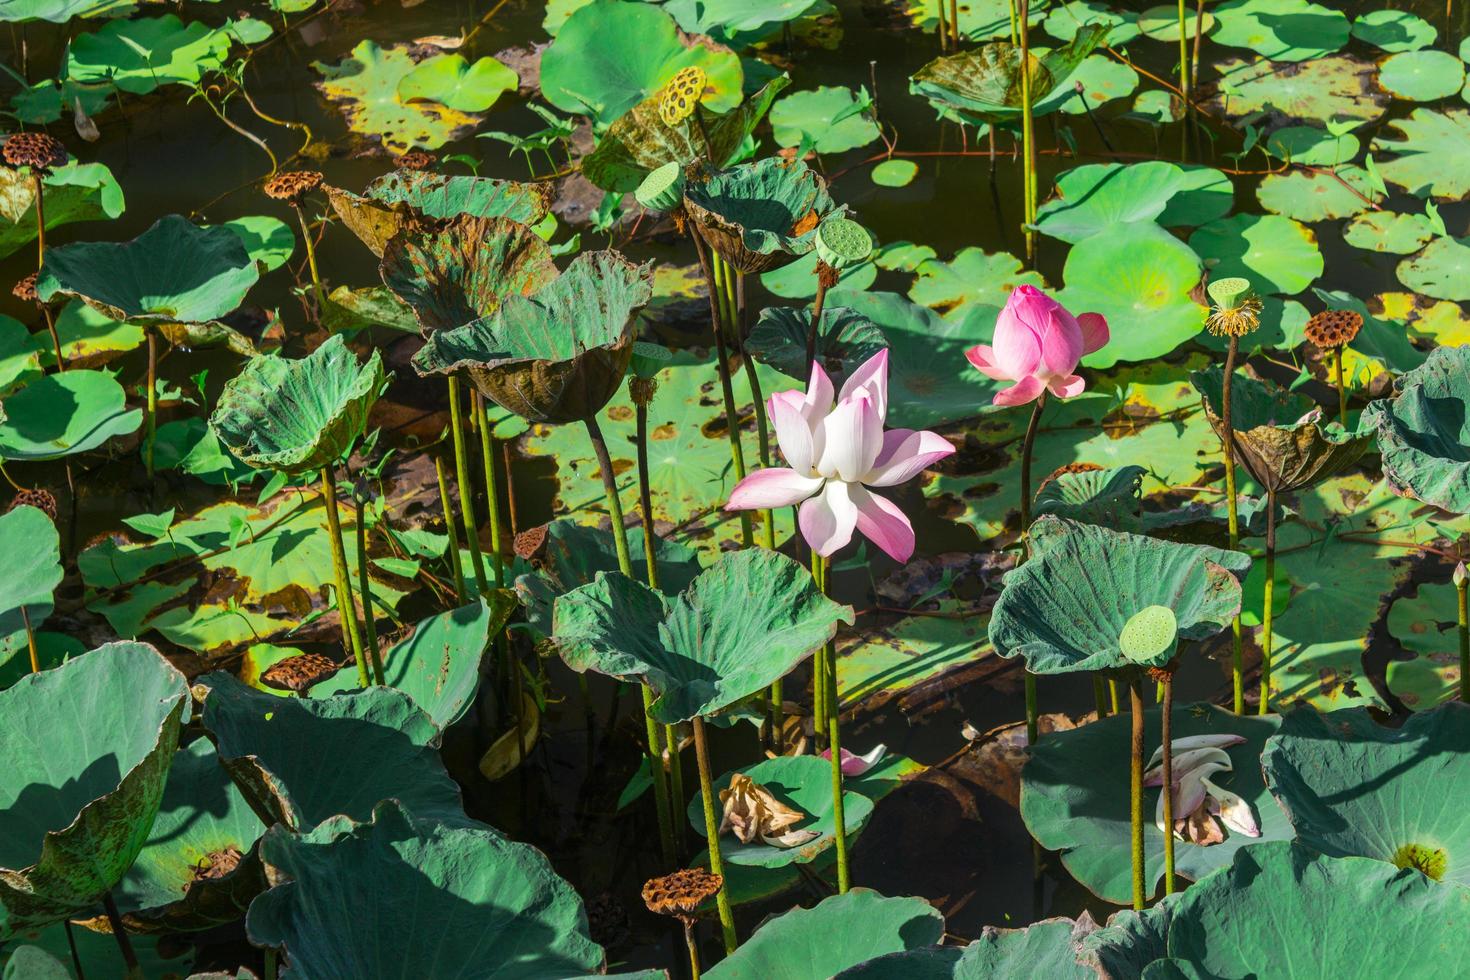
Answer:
[
  {"left": 1146, "top": 733, "right": 1261, "bottom": 845},
  {"left": 725, "top": 350, "right": 954, "bottom": 562}
]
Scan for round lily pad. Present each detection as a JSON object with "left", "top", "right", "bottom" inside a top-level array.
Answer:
[
  {"left": 1020, "top": 704, "right": 1288, "bottom": 904},
  {"left": 1210, "top": 0, "right": 1349, "bottom": 61},
  {"left": 1157, "top": 164, "right": 1234, "bottom": 226},
  {"left": 1378, "top": 50, "right": 1465, "bottom": 102},
  {"left": 1256, "top": 165, "right": 1373, "bottom": 222},
  {"left": 1209, "top": 55, "right": 1387, "bottom": 124},
  {"left": 1343, "top": 210, "right": 1435, "bottom": 254},
  {"left": 1189, "top": 213, "right": 1322, "bottom": 295},
  {"left": 1130, "top": 89, "right": 1182, "bottom": 124},
  {"left": 1264, "top": 125, "right": 1361, "bottom": 166},
  {"left": 1352, "top": 9, "right": 1435, "bottom": 52},
  {"left": 1048, "top": 54, "right": 1138, "bottom": 115},
  {"left": 687, "top": 755, "right": 875, "bottom": 867},
  {"left": 0, "top": 369, "right": 141, "bottom": 461},
  {"left": 1137, "top": 5, "right": 1214, "bottom": 40},
  {"left": 1044, "top": 1, "right": 1140, "bottom": 44},
  {"left": 1119, "top": 605, "right": 1178, "bottom": 662},
  {"left": 1397, "top": 234, "right": 1470, "bottom": 301},
  {"left": 871, "top": 159, "right": 918, "bottom": 187},
  {"left": 1374, "top": 108, "right": 1470, "bottom": 198},
  {"left": 770, "top": 85, "right": 880, "bottom": 155},
  {"left": 1034, "top": 161, "right": 1186, "bottom": 244}
]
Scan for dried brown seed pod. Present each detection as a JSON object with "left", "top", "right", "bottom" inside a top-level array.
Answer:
[
  {"left": 259, "top": 652, "right": 340, "bottom": 694},
  {"left": 2, "top": 132, "right": 68, "bottom": 173},
  {"left": 1303, "top": 309, "right": 1363, "bottom": 349},
  {"left": 395, "top": 150, "right": 436, "bottom": 171},
  {"left": 11, "top": 273, "right": 37, "bottom": 304},
  {"left": 263, "top": 170, "right": 325, "bottom": 202},
  {"left": 513, "top": 524, "right": 549, "bottom": 562},
  {"left": 7, "top": 487, "right": 57, "bottom": 521},
  {"left": 642, "top": 868, "right": 723, "bottom": 919}
]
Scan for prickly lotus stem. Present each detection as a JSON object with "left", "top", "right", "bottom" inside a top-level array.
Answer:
[{"left": 658, "top": 66, "right": 708, "bottom": 127}]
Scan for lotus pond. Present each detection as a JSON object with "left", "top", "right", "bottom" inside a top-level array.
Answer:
[{"left": 4, "top": 0, "right": 1470, "bottom": 976}]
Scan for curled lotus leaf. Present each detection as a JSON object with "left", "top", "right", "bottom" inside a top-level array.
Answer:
[
  {"left": 1362, "top": 345, "right": 1470, "bottom": 514},
  {"left": 1021, "top": 704, "right": 1288, "bottom": 904},
  {"left": 246, "top": 800, "right": 605, "bottom": 980},
  {"left": 380, "top": 215, "right": 557, "bottom": 335},
  {"left": 0, "top": 504, "right": 61, "bottom": 670},
  {"left": 209, "top": 334, "right": 386, "bottom": 475},
  {"left": 1076, "top": 897, "right": 1177, "bottom": 979},
  {"left": 683, "top": 157, "right": 845, "bottom": 274},
  {"left": 327, "top": 171, "right": 552, "bottom": 258},
  {"left": 1263, "top": 703, "right": 1470, "bottom": 885},
  {"left": 835, "top": 917, "right": 1097, "bottom": 979},
  {"left": 988, "top": 517, "right": 1248, "bottom": 675},
  {"left": 412, "top": 250, "right": 651, "bottom": 423},
  {"left": 552, "top": 548, "right": 853, "bottom": 724},
  {"left": 1192, "top": 367, "right": 1371, "bottom": 494},
  {"left": 197, "top": 672, "right": 464, "bottom": 832},
  {"left": 746, "top": 305, "right": 889, "bottom": 385},
  {"left": 0, "top": 641, "right": 189, "bottom": 937}
]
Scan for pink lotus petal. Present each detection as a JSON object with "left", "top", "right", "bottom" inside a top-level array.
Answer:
[
  {"left": 1039, "top": 307, "right": 1084, "bottom": 380},
  {"left": 1078, "top": 312, "right": 1109, "bottom": 355},
  {"left": 799, "top": 480, "right": 858, "bottom": 557},
  {"left": 769, "top": 390, "right": 819, "bottom": 474},
  {"left": 992, "top": 375, "right": 1046, "bottom": 407},
  {"left": 816, "top": 391, "right": 882, "bottom": 483},
  {"left": 1047, "top": 374, "right": 1086, "bottom": 399},
  {"left": 863, "top": 429, "right": 955, "bottom": 487},
  {"left": 965, "top": 344, "right": 1012, "bottom": 381},
  {"left": 804, "top": 360, "right": 835, "bottom": 419},
  {"left": 726, "top": 468, "right": 824, "bottom": 510},
  {"left": 851, "top": 485, "right": 915, "bottom": 562},
  {"left": 838, "top": 349, "right": 890, "bottom": 422},
  {"left": 991, "top": 293, "right": 1045, "bottom": 379},
  {"left": 821, "top": 744, "right": 888, "bottom": 776}
]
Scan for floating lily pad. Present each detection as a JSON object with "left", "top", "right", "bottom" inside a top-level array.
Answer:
[
  {"left": 1022, "top": 704, "right": 1287, "bottom": 903},
  {"left": 199, "top": 672, "right": 464, "bottom": 831},
  {"left": 1374, "top": 108, "right": 1470, "bottom": 198},
  {"left": 1343, "top": 209, "right": 1435, "bottom": 254},
  {"left": 0, "top": 505, "right": 60, "bottom": 671},
  {"left": 1363, "top": 345, "right": 1470, "bottom": 514},
  {"left": 0, "top": 161, "right": 125, "bottom": 262},
  {"left": 1210, "top": 0, "right": 1349, "bottom": 61},
  {"left": 1378, "top": 49, "right": 1465, "bottom": 102},
  {"left": 1210, "top": 56, "right": 1387, "bottom": 125},
  {"left": 247, "top": 800, "right": 604, "bottom": 979},
  {"left": 1034, "top": 161, "right": 1186, "bottom": 244},
  {"left": 1044, "top": 54, "right": 1138, "bottom": 115},
  {"left": 908, "top": 246, "right": 1044, "bottom": 317},
  {"left": 397, "top": 53, "right": 518, "bottom": 113},
  {"left": 1397, "top": 234, "right": 1470, "bottom": 300},
  {"left": 1157, "top": 164, "right": 1235, "bottom": 226},
  {"left": 838, "top": 918, "right": 1096, "bottom": 979},
  {"left": 1137, "top": 5, "right": 1214, "bottom": 40},
  {"left": 0, "top": 369, "right": 141, "bottom": 461},
  {"left": 835, "top": 597, "right": 993, "bottom": 710},
  {"left": 761, "top": 249, "right": 876, "bottom": 298},
  {"left": 218, "top": 215, "right": 294, "bottom": 273},
  {"left": 315, "top": 41, "right": 480, "bottom": 153},
  {"left": 0, "top": 642, "right": 188, "bottom": 936},
  {"left": 688, "top": 755, "right": 874, "bottom": 867},
  {"left": 1190, "top": 213, "right": 1322, "bottom": 295},
  {"left": 1257, "top": 165, "right": 1373, "bottom": 222},
  {"left": 901, "top": 0, "right": 1045, "bottom": 42},
  {"left": 67, "top": 15, "right": 231, "bottom": 94},
  {"left": 1353, "top": 9, "right": 1435, "bottom": 52},
  {"left": 771, "top": 85, "right": 880, "bottom": 154},
  {"left": 871, "top": 159, "right": 918, "bottom": 187},
  {"left": 1056, "top": 221, "right": 1205, "bottom": 367},
  {"left": 661, "top": 0, "right": 826, "bottom": 45},
  {"left": 1264, "top": 125, "right": 1361, "bottom": 166},
  {"left": 1044, "top": 0, "right": 1139, "bottom": 44}
]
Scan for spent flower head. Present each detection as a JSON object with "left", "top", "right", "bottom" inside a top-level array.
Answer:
[{"left": 1204, "top": 277, "right": 1262, "bottom": 339}]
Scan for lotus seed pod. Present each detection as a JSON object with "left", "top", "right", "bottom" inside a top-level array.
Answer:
[
  {"left": 657, "top": 66, "right": 707, "bottom": 128},
  {"left": 1206, "top": 276, "right": 1251, "bottom": 310},
  {"left": 263, "top": 170, "right": 325, "bottom": 202},
  {"left": 2, "top": 131, "right": 67, "bottom": 173},
  {"left": 642, "top": 867, "right": 724, "bottom": 920},
  {"left": 1119, "top": 604, "right": 1178, "bottom": 663},
  {"left": 259, "top": 652, "right": 342, "bottom": 694},
  {"left": 1303, "top": 309, "right": 1363, "bottom": 350},
  {"left": 814, "top": 217, "right": 873, "bottom": 271},
  {"left": 635, "top": 161, "right": 685, "bottom": 213},
  {"left": 629, "top": 341, "right": 673, "bottom": 380}
]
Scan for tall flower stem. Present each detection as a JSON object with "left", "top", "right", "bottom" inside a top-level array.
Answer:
[
  {"left": 31, "top": 172, "right": 46, "bottom": 270},
  {"left": 1160, "top": 669, "right": 1176, "bottom": 895},
  {"left": 102, "top": 890, "right": 142, "bottom": 980},
  {"left": 293, "top": 202, "right": 325, "bottom": 325},
  {"left": 805, "top": 267, "right": 833, "bottom": 372},
  {"left": 145, "top": 327, "right": 157, "bottom": 479},
  {"left": 1334, "top": 343, "right": 1348, "bottom": 423},
  {"left": 447, "top": 376, "right": 488, "bottom": 594},
  {"left": 434, "top": 453, "right": 468, "bottom": 603},
  {"left": 1258, "top": 487, "right": 1278, "bottom": 715},
  {"left": 736, "top": 272, "right": 777, "bottom": 552},
  {"left": 689, "top": 231, "right": 753, "bottom": 548},
  {"left": 472, "top": 393, "right": 505, "bottom": 586},
  {"left": 1191, "top": 0, "right": 1207, "bottom": 91},
  {"left": 585, "top": 414, "right": 677, "bottom": 867},
  {"left": 1019, "top": 391, "right": 1048, "bottom": 745},
  {"left": 1222, "top": 335, "right": 1245, "bottom": 714},
  {"left": 1019, "top": 8, "right": 1037, "bottom": 263},
  {"left": 1457, "top": 568, "right": 1468, "bottom": 703},
  {"left": 1176, "top": 0, "right": 1190, "bottom": 101},
  {"left": 693, "top": 715, "right": 738, "bottom": 953},
  {"left": 814, "top": 553, "right": 851, "bottom": 892},
  {"left": 322, "top": 466, "right": 370, "bottom": 686},
  {"left": 682, "top": 919, "right": 702, "bottom": 980},
  {"left": 1128, "top": 673, "right": 1146, "bottom": 911},
  {"left": 40, "top": 304, "right": 63, "bottom": 373},
  {"left": 20, "top": 606, "right": 37, "bottom": 673},
  {"left": 353, "top": 492, "right": 384, "bottom": 684},
  {"left": 950, "top": 0, "right": 960, "bottom": 45},
  {"left": 1092, "top": 674, "right": 1109, "bottom": 717}
]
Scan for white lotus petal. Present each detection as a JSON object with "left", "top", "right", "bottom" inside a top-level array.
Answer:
[
  {"left": 761, "top": 829, "right": 821, "bottom": 849},
  {"left": 1203, "top": 777, "right": 1261, "bottom": 838},
  {"left": 1146, "top": 734, "right": 1248, "bottom": 769},
  {"left": 1144, "top": 747, "right": 1233, "bottom": 787}
]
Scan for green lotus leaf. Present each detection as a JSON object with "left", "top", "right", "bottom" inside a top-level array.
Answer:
[
  {"left": 870, "top": 159, "right": 918, "bottom": 187},
  {"left": 0, "top": 0, "right": 134, "bottom": 22},
  {"left": 218, "top": 215, "right": 294, "bottom": 273},
  {"left": 1190, "top": 213, "right": 1322, "bottom": 295},
  {"left": 907, "top": 246, "right": 1044, "bottom": 319},
  {"left": 1209, "top": 55, "right": 1387, "bottom": 125},
  {"left": 836, "top": 918, "right": 1096, "bottom": 979},
  {"left": 379, "top": 215, "right": 557, "bottom": 334},
  {"left": 1374, "top": 108, "right": 1470, "bottom": 199},
  {"left": 1379, "top": 50, "right": 1465, "bottom": 102},
  {"left": 747, "top": 305, "right": 889, "bottom": 385},
  {"left": 38, "top": 214, "right": 258, "bottom": 324},
  {"left": 0, "top": 369, "right": 141, "bottom": 462},
  {"left": 311, "top": 597, "right": 515, "bottom": 729},
  {"left": 760, "top": 248, "right": 877, "bottom": 299},
  {"left": 247, "top": 800, "right": 605, "bottom": 979},
  {"left": 659, "top": 0, "right": 826, "bottom": 44},
  {"left": 2, "top": 920, "right": 194, "bottom": 978},
  {"left": 1034, "top": 161, "right": 1186, "bottom": 244},
  {"left": 0, "top": 161, "right": 125, "bottom": 262},
  {"left": 553, "top": 548, "right": 852, "bottom": 723},
  {"left": 991, "top": 517, "right": 1247, "bottom": 674},
  {"left": 540, "top": 0, "right": 742, "bottom": 127},
  {"left": 1044, "top": 0, "right": 1140, "bottom": 44},
  {"left": 1110, "top": 843, "right": 1470, "bottom": 975},
  {"left": 1263, "top": 703, "right": 1470, "bottom": 884},
  {"left": 1264, "top": 125, "right": 1361, "bottom": 167},
  {"left": 320, "top": 285, "right": 419, "bottom": 336},
  {"left": 198, "top": 672, "right": 463, "bottom": 831},
  {"left": 110, "top": 739, "right": 267, "bottom": 933},
  {"left": 1022, "top": 704, "right": 1288, "bottom": 903},
  {"left": 412, "top": 250, "right": 649, "bottom": 423},
  {"left": 1038, "top": 53, "right": 1138, "bottom": 116},
  {"left": 1211, "top": 0, "right": 1348, "bottom": 61},
  {"left": 0, "top": 642, "right": 188, "bottom": 936},
  {"left": 1363, "top": 345, "right": 1470, "bottom": 513},
  {"left": 514, "top": 519, "right": 701, "bottom": 637},
  {"left": 706, "top": 889, "right": 944, "bottom": 980},
  {"left": 1353, "top": 9, "right": 1436, "bottom": 51},
  {"left": 687, "top": 755, "right": 873, "bottom": 868},
  {"left": 1256, "top": 164, "right": 1373, "bottom": 222},
  {"left": 1193, "top": 366, "right": 1371, "bottom": 494},
  {"left": 1137, "top": 4, "right": 1214, "bottom": 39},
  {"left": 1130, "top": 89, "right": 1183, "bottom": 124},
  {"left": 0, "top": 505, "right": 60, "bottom": 671},
  {"left": 1033, "top": 464, "right": 1151, "bottom": 531},
  {"left": 1397, "top": 234, "right": 1470, "bottom": 301},
  {"left": 1156, "top": 164, "right": 1234, "bottom": 227},
  {"left": 683, "top": 157, "right": 844, "bottom": 274},
  {"left": 1343, "top": 209, "right": 1436, "bottom": 254},
  {"left": 314, "top": 41, "right": 481, "bottom": 153},
  {"left": 770, "top": 85, "right": 880, "bottom": 154},
  {"left": 210, "top": 334, "right": 385, "bottom": 475},
  {"left": 581, "top": 75, "right": 789, "bottom": 193},
  {"left": 1055, "top": 221, "right": 1205, "bottom": 368},
  {"left": 908, "top": 24, "right": 1108, "bottom": 126},
  {"left": 67, "top": 15, "right": 231, "bottom": 94},
  {"left": 397, "top": 53, "right": 518, "bottom": 113},
  {"left": 1075, "top": 897, "right": 1179, "bottom": 978},
  {"left": 0, "top": 316, "right": 41, "bottom": 393},
  {"left": 328, "top": 171, "right": 552, "bottom": 258}
]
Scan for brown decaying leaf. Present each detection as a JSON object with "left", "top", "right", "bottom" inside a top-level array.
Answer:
[{"left": 717, "top": 773, "right": 806, "bottom": 844}]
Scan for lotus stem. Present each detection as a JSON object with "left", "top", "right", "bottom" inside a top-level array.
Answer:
[
  {"left": 63, "top": 921, "right": 85, "bottom": 980},
  {"left": 434, "top": 453, "right": 468, "bottom": 603},
  {"left": 693, "top": 715, "right": 739, "bottom": 953},
  {"left": 1176, "top": 0, "right": 1190, "bottom": 100},
  {"left": 689, "top": 230, "right": 753, "bottom": 548},
  {"left": 293, "top": 202, "right": 325, "bottom": 326},
  {"left": 353, "top": 492, "right": 384, "bottom": 684},
  {"left": 1093, "top": 674, "right": 1108, "bottom": 717},
  {"left": 1110, "top": 678, "right": 1120, "bottom": 714},
  {"left": 814, "top": 638, "right": 828, "bottom": 741},
  {"left": 472, "top": 393, "right": 504, "bottom": 586},
  {"left": 447, "top": 376, "right": 488, "bottom": 595},
  {"left": 40, "top": 304, "right": 63, "bottom": 373},
  {"left": 1007, "top": 0, "right": 1018, "bottom": 45},
  {"left": 1222, "top": 335, "right": 1245, "bottom": 714},
  {"left": 264, "top": 949, "right": 277, "bottom": 980},
  {"left": 1334, "top": 344, "right": 1348, "bottom": 423},
  {"left": 1128, "top": 675, "right": 1146, "bottom": 911},
  {"left": 806, "top": 269, "right": 832, "bottom": 374},
  {"left": 1191, "top": 0, "right": 1207, "bottom": 88},
  {"left": 736, "top": 273, "right": 777, "bottom": 553},
  {"left": 32, "top": 172, "right": 45, "bottom": 270},
  {"left": 936, "top": 0, "right": 948, "bottom": 49},
  {"left": 20, "top": 605, "right": 37, "bottom": 673},
  {"left": 1018, "top": 6, "right": 1037, "bottom": 264},
  {"left": 321, "top": 466, "right": 370, "bottom": 686},
  {"left": 682, "top": 917, "right": 703, "bottom": 980},
  {"left": 814, "top": 553, "right": 851, "bottom": 893},
  {"left": 502, "top": 440, "right": 521, "bottom": 535},
  {"left": 101, "top": 890, "right": 142, "bottom": 980},
  {"left": 1160, "top": 670, "right": 1176, "bottom": 895},
  {"left": 1458, "top": 574, "right": 1468, "bottom": 703},
  {"left": 584, "top": 414, "right": 633, "bottom": 576},
  {"left": 770, "top": 678, "right": 783, "bottom": 753},
  {"left": 949, "top": 0, "right": 960, "bottom": 46},
  {"left": 145, "top": 327, "right": 157, "bottom": 479},
  {"left": 1259, "top": 487, "right": 1277, "bottom": 715},
  {"left": 1019, "top": 391, "right": 1048, "bottom": 745}
]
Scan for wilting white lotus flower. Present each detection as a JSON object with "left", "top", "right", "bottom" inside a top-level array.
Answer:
[{"left": 1148, "top": 734, "right": 1260, "bottom": 845}]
